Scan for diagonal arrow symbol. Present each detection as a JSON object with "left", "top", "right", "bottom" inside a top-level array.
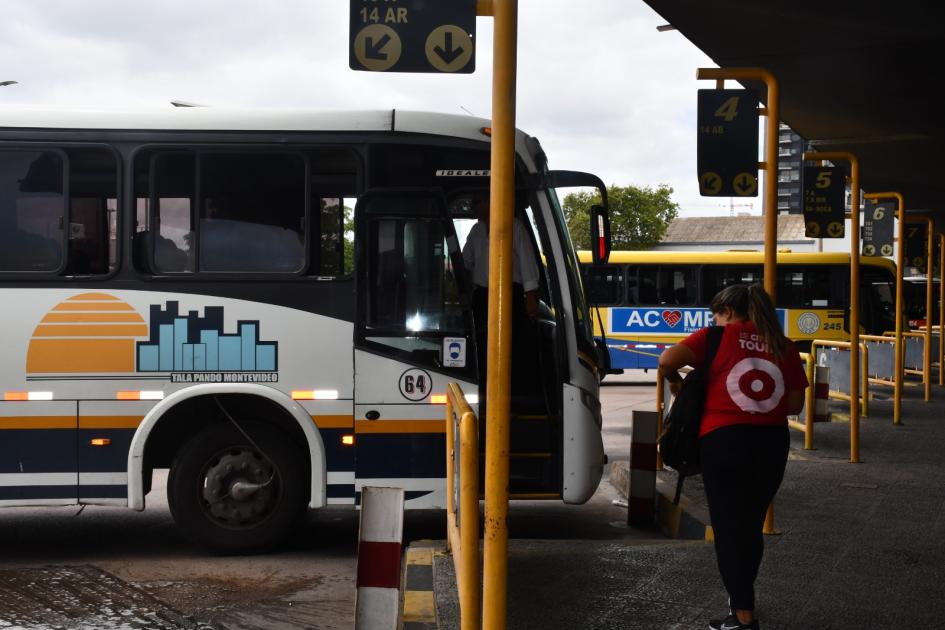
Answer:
[
  {"left": 434, "top": 31, "right": 464, "bottom": 64},
  {"left": 365, "top": 33, "right": 391, "bottom": 60}
]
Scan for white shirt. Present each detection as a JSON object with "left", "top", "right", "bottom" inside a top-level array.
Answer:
[{"left": 461, "top": 219, "right": 540, "bottom": 292}]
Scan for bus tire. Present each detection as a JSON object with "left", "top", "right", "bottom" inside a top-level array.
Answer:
[{"left": 167, "top": 419, "right": 307, "bottom": 553}]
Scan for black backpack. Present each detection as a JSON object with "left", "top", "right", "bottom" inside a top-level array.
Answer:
[{"left": 659, "top": 325, "right": 724, "bottom": 504}]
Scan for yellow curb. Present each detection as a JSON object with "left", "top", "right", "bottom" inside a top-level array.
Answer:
[
  {"left": 407, "top": 547, "right": 434, "bottom": 565},
  {"left": 403, "top": 590, "right": 436, "bottom": 622}
]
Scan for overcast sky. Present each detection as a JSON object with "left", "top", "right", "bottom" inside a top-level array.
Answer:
[{"left": 0, "top": 0, "right": 758, "bottom": 217}]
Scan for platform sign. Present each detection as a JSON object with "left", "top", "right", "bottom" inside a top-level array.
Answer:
[
  {"left": 862, "top": 200, "right": 894, "bottom": 257},
  {"left": 350, "top": 0, "right": 476, "bottom": 73},
  {"left": 905, "top": 222, "right": 928, "bottom": 271},
  {"left": 803, "top": 166, "right": 845, "bottom": 238},
  {"left": 697, "top": 89, "right": 759, "bottom": 197}
]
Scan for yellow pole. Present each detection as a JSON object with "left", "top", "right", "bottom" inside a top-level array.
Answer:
[
  {"left": 865, "top": 192, "right": 905, "bottom": 424},
  {"left": 446, "top": 397, "right": 455, "bottom": 525},
  {"left": 923, "top": 217, "right": 933, "bottom": 401},
  {"left": 655, "top": 368, "right": 664, "bottom": 470},
  {"left": 804, "top": 352, "right": 814, "bottom": 450},
  {"left": 905, "top": 216, "right": 935, "bottom": 401},
  {"left": 697, "top": 67, "right": 779, "bottom": 530},
  {"left": 459, "top": 410, "right": 480, "bottom": 630},
  {"left": 938, "top": 232, "right": 944, "bottom": 386},
  {"left": 804, "top": 152, "right": 859, "bottom": 462},
  {"left": 903, "top": 215, "right": 934, "bottom": 402},
  {"left": 482, "top": 0, "right": 516, "bottom": 627}
]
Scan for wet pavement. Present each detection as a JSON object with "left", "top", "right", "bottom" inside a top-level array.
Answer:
[
  {"left": 429, "top": 375, "right": 945, "bottom": 629},
  {"left": 0, "top": 565, "right": 193, "bottom": 629}
]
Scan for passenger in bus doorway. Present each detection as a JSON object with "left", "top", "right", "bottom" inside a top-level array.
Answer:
[
  {"left": 658, "top": 284, "right": 808, "bottom": 630},
  {"left": 461, "top": 194, "right": 540, "bottom": 398}
]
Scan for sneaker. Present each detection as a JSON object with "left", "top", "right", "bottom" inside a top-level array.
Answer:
[{"left": 708, "top": 613, "right": 759, "bottom": 630}]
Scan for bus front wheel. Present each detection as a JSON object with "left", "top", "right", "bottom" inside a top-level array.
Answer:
[{"left": 167, "top": 419, "right": 306, "bottom": 553}]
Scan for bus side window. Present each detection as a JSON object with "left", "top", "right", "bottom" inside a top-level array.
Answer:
[
  {"left": 0, "top": 150, "right": 65, "bottom": 273},
  {"left": 583, "top": 264, "right": 624, "bottom": 305},
  {"left": 662, "top": 266, "right": 696, "bottom": 305},
  {"left": 638, "top": 267, "right": 658, "bottom": 305},
  {"left": 64, "top": 147, "right": 118, "bottom": 276}
]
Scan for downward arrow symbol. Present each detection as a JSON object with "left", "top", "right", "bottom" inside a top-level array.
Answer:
[
  {"left": 735, "top": 175, "right": 754, "bottom": 193},
  {"left": 434, "top": 31, "right": 464, "bottom": 64}
]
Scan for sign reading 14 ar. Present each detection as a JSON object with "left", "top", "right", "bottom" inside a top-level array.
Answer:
[
  {"left": 697, "top": 89, "right": 759, "bottom": 197},
  {"left": 350, "top": 0, "right": 476, "bottom": 74}
]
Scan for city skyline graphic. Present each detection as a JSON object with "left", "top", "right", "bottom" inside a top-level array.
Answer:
[{"left": 137, "top": 301, "right": 277, "bottom": 372}]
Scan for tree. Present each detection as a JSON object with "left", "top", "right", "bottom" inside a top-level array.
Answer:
[
  {"left": 343, "top": 204, "right": 355, "bottom": 273},
  {"left": 563, "top": 184, "right": 679, "bottom": 251}
]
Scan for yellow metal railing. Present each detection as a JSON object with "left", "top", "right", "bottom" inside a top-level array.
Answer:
[
  {"left": 787, "top": 352, "right": 816, "bottom": 450},
  {"left": 810, "top": 339, "right": 869, "bottom": 462},
  {"left": 901, "top": 331, "right": 933, "bottom": 397},
  {"left": 860, "top": 334, "right": 899, "bottom": 389},
  {"left": 445, "top": 383, "right": 480, "bottom": 630}
]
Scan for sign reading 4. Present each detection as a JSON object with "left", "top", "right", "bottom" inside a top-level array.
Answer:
[{"left": 696, "top": 89, "right": 759, "bottom": 197}]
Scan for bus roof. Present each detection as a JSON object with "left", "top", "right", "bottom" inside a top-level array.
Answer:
[
  {"left": 0, "top": 107, "right": 504, "bottom": 144},
  {"left": 577, "top": 250, "right": 897, "bottom": 272}
]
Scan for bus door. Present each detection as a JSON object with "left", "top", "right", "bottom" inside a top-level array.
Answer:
[{"left": 352, "top": 190, "right": 476, "bottom": 508}]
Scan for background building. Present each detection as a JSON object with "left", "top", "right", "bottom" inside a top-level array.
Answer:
[
  {"left": 656, "top": 214, "right": 815, "bottom": 251},
  {"left": 777, "top": 123, "right": 806, "bottom": 214}
]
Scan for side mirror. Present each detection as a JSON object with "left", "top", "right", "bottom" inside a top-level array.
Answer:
[{"left": 590, "top": 204, "right": 611, "bottom": 265}]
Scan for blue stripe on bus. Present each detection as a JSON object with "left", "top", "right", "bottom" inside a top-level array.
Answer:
[
  {"left": 0, "top": 486, "right": 75, "bottom": 501},
  {"left": 355, "top": 434, "right": 446, "bottom": 479},
  {"left": 0, "top": 430, "right": 76, "bottom": 474},
  {"left": 78, "top": 485, "right": 127, "bottom": 499},
  {"left": 327, "top": 484, "right": 355, "bottom": 498},
  {"left": 321, "top": 429, "right": 355, "bottom": 471},
  {"left": 78, "top": 429, "right": 134, "bottom": 472}
]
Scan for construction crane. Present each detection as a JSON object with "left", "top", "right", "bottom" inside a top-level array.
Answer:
[{"left": 724, "top": 200, "right": 754, "bottom": 216}]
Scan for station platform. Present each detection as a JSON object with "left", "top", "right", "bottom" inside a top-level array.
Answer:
[{"left": 411, "top": 382, "right": 945, "bottom": 629}]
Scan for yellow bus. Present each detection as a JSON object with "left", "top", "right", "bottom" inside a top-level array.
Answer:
[{"left": 578, "top": 250, "right": 897, "bottom": 372}]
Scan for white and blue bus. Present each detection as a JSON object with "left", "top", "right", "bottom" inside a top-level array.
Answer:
[{"left": 0, "top": 107, "right": 608, "bottom": 551}]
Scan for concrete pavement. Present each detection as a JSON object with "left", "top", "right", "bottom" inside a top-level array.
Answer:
[{"left": 421, "top": 377, "right": 945, "bottom": 629}]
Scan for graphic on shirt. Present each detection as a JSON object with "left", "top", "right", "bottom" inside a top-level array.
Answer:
[{"left": 725, "top": 357, "right": 785, "bottom": 413}]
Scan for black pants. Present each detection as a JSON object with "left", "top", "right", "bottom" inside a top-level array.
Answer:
[
  {"left": 700, "top": 424, "right": 789, "bottom": 612},
  {"left": 471, "top": 283, "right": 536, "bottom": 398}
]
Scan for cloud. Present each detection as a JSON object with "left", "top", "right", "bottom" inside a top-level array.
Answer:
[{"left": 0, "top": 0, "right": 740, "bottom": 216}]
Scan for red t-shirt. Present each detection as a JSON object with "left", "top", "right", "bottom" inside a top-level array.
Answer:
[{"left": 679, "top": 321, "right": 809, "bottom": 437}]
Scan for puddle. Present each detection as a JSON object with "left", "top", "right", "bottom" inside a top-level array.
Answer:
[{"left": 0, "top": 565, "right": 194, "bottom": 629}]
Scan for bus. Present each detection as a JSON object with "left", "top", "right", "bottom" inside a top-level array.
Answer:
[
  {"left": 578, "top": 250, "right": 897, "bottom": 372},
  {"left": 904, "top": 276, "right": 942, "bottom": 328},
  {"left": 0, "top": 107, "right": 608, "bottom": 551}
]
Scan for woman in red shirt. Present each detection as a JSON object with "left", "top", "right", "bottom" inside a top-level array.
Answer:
[{"left": 659, "top": 284, "right": 808, "bottom": 630}]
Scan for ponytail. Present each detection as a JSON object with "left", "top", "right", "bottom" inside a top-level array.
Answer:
[
  {"left": 710, "top": 283, "right": 788, "bottom": 359},
  {"left": 746, "top": 284, "right": 788, "bottom": 359}
]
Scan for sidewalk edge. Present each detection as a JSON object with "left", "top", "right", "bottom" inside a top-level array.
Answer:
[
  {"left": 402, "top": 540, "right": 440, "bottom": 630},
  {"left": 609, "top": 461, "right": 713, "bottom": 541}
]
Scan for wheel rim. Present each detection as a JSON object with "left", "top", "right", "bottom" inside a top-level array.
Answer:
[{"left": 199, "top": 447, "right": 279, "bottom": 529}]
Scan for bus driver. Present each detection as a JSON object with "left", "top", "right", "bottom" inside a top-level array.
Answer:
[{"left": 462, "top": 194, "right": 540, "bottom": 391}]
